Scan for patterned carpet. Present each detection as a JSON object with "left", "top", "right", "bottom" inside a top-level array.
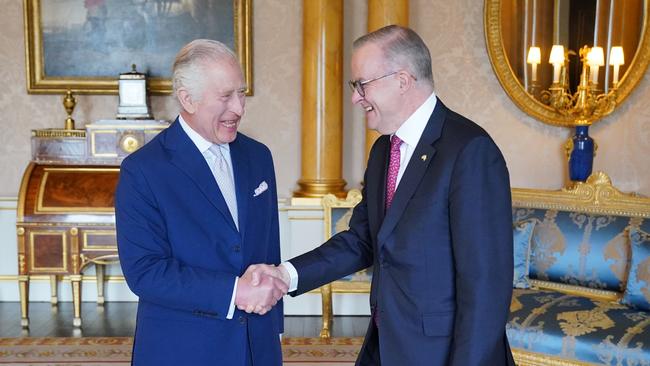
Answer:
[{"left": 0, "top": 337, "right": 363, "bottom": 365}]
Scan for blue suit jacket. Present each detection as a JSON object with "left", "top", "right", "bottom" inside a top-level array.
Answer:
[
  {"left": 115, "top": 120, "right": 283, "bottom": 366},
  {"left": 290, "top": 100, "right": 515, "bottom": 366}
]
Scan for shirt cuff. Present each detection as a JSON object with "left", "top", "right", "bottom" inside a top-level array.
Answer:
[
  {"left": 227, "top": 276, "right": 239, "bottom": 319},
  {"left": 280, "top": 262, "right": 298, "bottom": 292}
]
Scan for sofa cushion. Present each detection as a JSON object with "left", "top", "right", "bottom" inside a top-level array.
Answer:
[
  {"left": 513, "top": 220, "right": 536, "bottom": 289},
  {"left": 508, "top": 288, "right": 650, "bottom": 365},
  {"left": 512, "top": 208, "right": 632, "bottom": 293},
  {"left": 622, "top": 228, "right": 650, "bottom": 311}
]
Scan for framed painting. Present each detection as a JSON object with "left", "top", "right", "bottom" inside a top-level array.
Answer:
[{"left": 24, "top": 0, "right": 252, "bottom": 95}]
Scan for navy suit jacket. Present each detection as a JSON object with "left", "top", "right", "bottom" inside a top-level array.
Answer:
[
  {"left": 290, "top": 100, "right": 515, "bottom": 366},
  {"left": 115, "top": 120, "right": 283, "bottom": 366}
]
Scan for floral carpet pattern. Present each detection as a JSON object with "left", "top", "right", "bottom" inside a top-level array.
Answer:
[{"left": 0, "top": 337, "right": 363, "bottom": 365}]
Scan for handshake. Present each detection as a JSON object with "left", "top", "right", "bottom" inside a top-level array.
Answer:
[{"left": 234, "top": 264, "right": 290, "bottom": 315}]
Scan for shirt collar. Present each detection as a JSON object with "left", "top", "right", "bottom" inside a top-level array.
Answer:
[
  {"left": 178, "top": 115, "right": 230, "bottom": 154},
  {"left": 393, "top": 91, "right": 437, "bottom": 147}
]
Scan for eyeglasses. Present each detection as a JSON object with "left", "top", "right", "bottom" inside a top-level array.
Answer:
[{"left": 348, "top": 71, "right": 398, "bottom": 98}]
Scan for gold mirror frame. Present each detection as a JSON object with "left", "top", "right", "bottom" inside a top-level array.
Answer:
[
  {"left": 24, "top": 0, "right": 252, "bottom": 95},
  {"left": 485, "top": 0, "right": 650, "bottom": 127}
]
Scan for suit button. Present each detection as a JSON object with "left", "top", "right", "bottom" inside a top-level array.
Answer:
[
  {"left": 233, "top": 245, "right": 241, "bottom": 252},
  {"left": 238, "top": 316, "right": 246, "bottom": 324}
]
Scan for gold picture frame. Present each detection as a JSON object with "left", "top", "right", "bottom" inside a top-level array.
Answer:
[{"left": 24, "top": 0, "right": 252, "bottom": 95}]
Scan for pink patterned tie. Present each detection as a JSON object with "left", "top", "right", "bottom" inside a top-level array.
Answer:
[{"left": 385, "top": 136, "right": 403, "bottom": 210}]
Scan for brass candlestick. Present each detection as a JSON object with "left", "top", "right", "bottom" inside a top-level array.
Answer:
[
  {"left": 541, "top": 46, "right": 616, "bottom": 126},
  {"left": 63, "top": 90, "right": 76, "bottom": 130}
]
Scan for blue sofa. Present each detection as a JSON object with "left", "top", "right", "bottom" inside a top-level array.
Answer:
[
  {"left": 317, "top": 173, "right": 650, "bottom": 366},
  {"left": 509, "top": 172, "right": 650, "bottom": 366}
]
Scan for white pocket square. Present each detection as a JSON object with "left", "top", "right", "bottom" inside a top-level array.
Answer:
[{"left": 253, "top": 181, "right": 268, "bottom": 197}]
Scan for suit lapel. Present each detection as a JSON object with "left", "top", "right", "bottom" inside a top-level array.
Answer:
[
  {"left": 164, "top": 120, "right": 238, "bottom": 232},
  {"left": 365, "top": 135, "right": 390, "bottom": 240},
  {"left": 229, "top": 136, "right": 249, "bottom": 239},
  {"left": 376, "top": 100, "right": 448, "bottom": 245}
]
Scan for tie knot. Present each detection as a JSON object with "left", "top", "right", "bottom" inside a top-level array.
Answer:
[
  {"left": 209, "top": 144, "right": 224, "bottom": 158},
  {"left": 390, "top": 136, "right": 402, "bottom": 151}
]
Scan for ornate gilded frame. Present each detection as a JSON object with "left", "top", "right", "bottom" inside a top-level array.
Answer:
[
  {"left": 24, "top": 0, "right": 253, "bottom": 95},
  {"left": 319, "top": 189, "right": 364, "bottom": 338},
  {"left": 512, "top": 171, "right": 650, "bottom": 301},
  {"left": 484, "top": 0, "right": 650, "bottom": 127}
]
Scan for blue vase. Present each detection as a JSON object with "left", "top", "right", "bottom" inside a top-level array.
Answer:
[{"left": 568, "top": 125, "right": 594, "bottom": 182}]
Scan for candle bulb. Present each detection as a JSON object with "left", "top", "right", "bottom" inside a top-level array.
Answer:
[
  {"left": 527, "top": 46, "right": 541, "bottom": 82},
  {"left": 549, "top": 45, "right": 565, "bottom": 83},
  {"left": 587, "top": 47, "right": 604, "bottom": 85},
  {"left": 609, "top": 46, "right": 625, "bottom": 85}
]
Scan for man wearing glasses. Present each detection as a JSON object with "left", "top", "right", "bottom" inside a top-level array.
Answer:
[{"left": 247, "top": 25, "right": 515, "bottom": 366}]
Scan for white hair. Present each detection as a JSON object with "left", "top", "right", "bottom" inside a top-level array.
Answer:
[{"left": 172, "top": 39, "right": 239, "bottom": 101}]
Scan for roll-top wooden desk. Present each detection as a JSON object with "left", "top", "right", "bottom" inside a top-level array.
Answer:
[{"left": 16, "top": 162, "right": 120, "bottom": 327}]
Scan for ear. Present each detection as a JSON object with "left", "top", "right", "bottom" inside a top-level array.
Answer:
[
  {"left": 398, "top": 71, "right": 413, "bottom": 94},
  {"left": 177, "top": 87, "right": 197, "bottom": 114}
]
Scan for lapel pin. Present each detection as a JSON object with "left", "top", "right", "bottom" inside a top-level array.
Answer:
[{"left": 421, "top": 154, "right": 427, "bottom": 161}]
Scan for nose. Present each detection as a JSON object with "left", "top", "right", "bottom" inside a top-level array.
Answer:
[
  {"left": 351, "top": 88, "right": 364, "bottom": 105},
  {"left": 229, "top": 94, "right": 245, "bottom": 115}
]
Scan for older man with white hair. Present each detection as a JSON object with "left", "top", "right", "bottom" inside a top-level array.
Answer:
[{"left": 116, "top": 39, "right": 286, "bottom": 366}]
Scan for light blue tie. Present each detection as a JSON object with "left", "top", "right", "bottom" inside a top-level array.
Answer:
[{"left": 208, "top": 144, "right": 239, "bottom": 230}]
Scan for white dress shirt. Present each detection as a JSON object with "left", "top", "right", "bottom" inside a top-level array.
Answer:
[
  {"left": 178, "top": 116, "right": 239, "bottom": 319},
  {"left": 283, "top": 92, "right": 438, "bottom": 292}
]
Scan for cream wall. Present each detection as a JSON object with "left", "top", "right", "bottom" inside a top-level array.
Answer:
[{"left": 1, "top": 0, "right": 649, "bottom": 199}]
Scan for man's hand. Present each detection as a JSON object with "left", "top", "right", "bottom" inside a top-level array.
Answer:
[
  {"left": 235, "top": 268, "right": 288, "bottom": 315},
  {"left": 244, "top": 264, "right": 290, "bottom": 288}
]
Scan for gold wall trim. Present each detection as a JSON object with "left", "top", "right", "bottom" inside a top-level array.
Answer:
[
  {"left": 484, "top": 0, "right": 650, "bottom": 127},
  {"left": 0, "top": 207, "right": 17, "bottom": 211},
  {"left": 0, "top": 197, "right": 18, "bottom": 202}
]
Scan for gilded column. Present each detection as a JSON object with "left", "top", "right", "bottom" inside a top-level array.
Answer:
[
  {"left": 294, "top": 0, "right": 347, "bottom": 198},
  {"left": 365, "top": 0, "right": 409, "bottom": 159}
]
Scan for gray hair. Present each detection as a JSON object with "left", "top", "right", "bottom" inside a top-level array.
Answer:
[
  {"left": 353, "top": 25, "right": 433, "bottom": 86},
  {"left": 172, "top": 39, "right": 239, "bottom": 101}
]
